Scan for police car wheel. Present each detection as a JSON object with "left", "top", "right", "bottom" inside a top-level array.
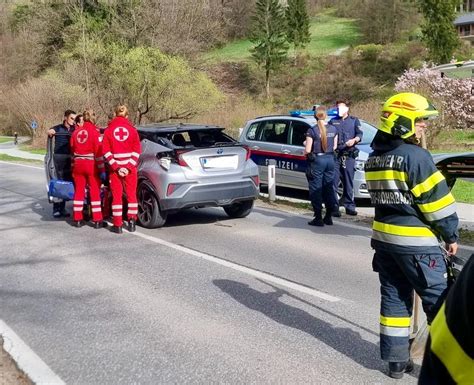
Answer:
[
  {"left": 223, "top": 200, "right": 254, "bottom": 218},
  {"left": 137, "top": 182, "right": 167, "bottom": 228}
]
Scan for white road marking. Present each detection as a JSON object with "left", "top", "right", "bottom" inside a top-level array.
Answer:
[
  {"left": 0, "top": 160, "right": 43, "bottom": 170},
  {"left": 0, "top": 320, "right": 65, "bottom": 385},
  {"left": 129, "top": 228, "right": 341, "bottom": 302}
]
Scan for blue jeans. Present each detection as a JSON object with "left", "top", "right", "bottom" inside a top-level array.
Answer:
[{"left": 306, "top": 154, "right": 337, "bottom": 214}]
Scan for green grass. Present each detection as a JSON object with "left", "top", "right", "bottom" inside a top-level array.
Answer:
[
  {"left": 0, "top": 154, "right": 43, "bottom": 165},
  {"left": 0, "top": 136, "right": 13, "bottom": 143},
  {"left": 452, "top": 179, "right": 474, "bottom": 204},
  {"left": 19, "top": 145, "right": 46, "bottom": 155},
  {"left": 202, "top": 12, "right": 360, "bottom": 62}
]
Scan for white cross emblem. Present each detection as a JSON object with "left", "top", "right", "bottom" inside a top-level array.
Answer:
[{"left": 114, "top": 127, "right": 129, "bottom": 142}]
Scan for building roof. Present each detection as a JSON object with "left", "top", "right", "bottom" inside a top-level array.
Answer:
[{"left": 454, "top": 12, "right": 474, "bottom": 26}]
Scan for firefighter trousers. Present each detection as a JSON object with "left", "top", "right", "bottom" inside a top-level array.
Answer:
[
  {"left": 72, "top": 160, "right": 103, "bottom": 222},
  {"left": 372, "top": 250, "right": 448, "bottom": 362},
  {"left": 110, "top": 169, "right": 138, "bottom": 227}
]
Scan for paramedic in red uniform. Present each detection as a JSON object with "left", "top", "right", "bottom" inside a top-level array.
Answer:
[
  {"left": 102, "top": 105, "right": 141, "bottom": 234},
  {"left": 70, "top": 109, "right": 106, "bottom": 228}
]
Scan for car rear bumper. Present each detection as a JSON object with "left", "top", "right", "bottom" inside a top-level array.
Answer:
[{"left": 160, "top": 180, "right": 259, "bottom": 211}]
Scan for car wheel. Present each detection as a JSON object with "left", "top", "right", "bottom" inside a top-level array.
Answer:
[
  {"left": 137, "top": 182, "right": 167, "bottom": 228},
  {"left": 223, "top": 200, "right": 254, "bottom": 218}
]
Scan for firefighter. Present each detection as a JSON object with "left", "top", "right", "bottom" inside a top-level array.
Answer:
[
  {"left": 70, "top": 109, "right": 106, "bottom": 228},
  {"left": 102, "top": 105, "right": 141, "bottom": 234},
  {"left": 419, "top": 254, "right": 474, "bottom": 384},
  {"left": 365, "top": 92, "right": 459, "bottom": 379}
]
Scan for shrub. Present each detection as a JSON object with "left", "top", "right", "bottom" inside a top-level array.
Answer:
[{"left": 0, "top": 71, "right": 88, "bottom": 147}]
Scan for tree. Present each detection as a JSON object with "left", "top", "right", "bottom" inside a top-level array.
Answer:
[
  {"left": 79, "top": 42, "right": 223, "bottom": 124},
  {"left": 285, "top": 0, "right": 311, "bottom": 57},
  {"left": 356, "top": 0, "right": 420, "bottom": 45},
  {"left": 417, "top": 0, "right": 461, "bottom": 64},
  {"left": 250, "top": 0, "right": 289, "bottom": 98}
]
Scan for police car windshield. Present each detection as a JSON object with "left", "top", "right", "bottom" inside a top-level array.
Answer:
[{"left": 360, "top": 121, "right": 377, "bottom": 145}]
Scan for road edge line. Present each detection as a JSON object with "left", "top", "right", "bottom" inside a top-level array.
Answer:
[
  {"left": 0, "top": 160, "right": 43, "bottom": 170},
  {"left": 0, "top": 319, "right": 65, "bottom": 385},
  {"left": 129, "top": 229, "right": 341, "bottom": 302}
]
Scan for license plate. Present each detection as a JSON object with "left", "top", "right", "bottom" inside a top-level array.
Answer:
[{"left": 201, "top": 155, "right": 238, "bottom": 169}]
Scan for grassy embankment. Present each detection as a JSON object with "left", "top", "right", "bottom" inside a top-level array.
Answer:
[
  {"left": 203, "top": 13, "right": 360, "bottom": 63},
  {"left": 0, "top": 136, "right": 13, "bottom": 143}
]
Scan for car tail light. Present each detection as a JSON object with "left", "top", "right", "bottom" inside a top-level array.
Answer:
[
  {"left": 167, "top": 183, "right": 177, "bottom": 196},
  {"left": 175, "top": 150, "right": 190, "bottom": 167},
  {"left": 244, "top": 145, "right": 251, "bottom": 161},
  {"left": 251, "top": 175, "right": 260, "bottom": 186}
]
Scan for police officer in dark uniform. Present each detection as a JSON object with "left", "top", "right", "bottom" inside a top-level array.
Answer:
[
  {"left": 365, "top": 93, "right": 458, "bottom": 379},
  {"left": 304, "top": 105, "right": 338, "bottom": 226},
  {"left": 329, "top": 99, "right": 363, "bottom": 216},
  {"left": 47, "top": 109, "right": 76, "bottom": 218}
]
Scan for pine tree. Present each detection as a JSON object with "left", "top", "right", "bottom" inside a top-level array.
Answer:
[
  {"left": 286, "top": 0, "right": 311, "bottom": 57},
  {"left": 417, "top": 0, "right": 461, "bottom": 64},
  {"left": 250, "top": 0, "right": 289, "bottom": 98}
]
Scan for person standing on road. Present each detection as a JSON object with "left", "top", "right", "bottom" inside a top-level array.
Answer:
[
  {"left": 47, "top": 109, "right": 76, "bottom": 218},
  {"left": 102, "top": 105, "right": 141, "bottom": 234},
  {"left": 366, "top": 92, "right": 459, "bottom": 379},
  {"left": 304, "top": 105, "right": 338, "bottom": 226},
  {"left": 14, "top": 131, "right": 18, "bottom": 145},
  {"left": 70, "top": 109, "right": 106, "bottom": 228},
  {"left": 329, "top": 99, "right": 362, "bottom": 217}
]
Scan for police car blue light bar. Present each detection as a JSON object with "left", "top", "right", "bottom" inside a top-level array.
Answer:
[{"left": 289, "top": 107, "right": 339, "bottom": 118}]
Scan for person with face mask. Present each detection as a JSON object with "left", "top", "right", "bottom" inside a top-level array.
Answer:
[
  {"left": 329, "top": 99, "right": 363, "bottom": 216},
  {"left": 304, "top": 106, "right": 339, "bottom": 226}
]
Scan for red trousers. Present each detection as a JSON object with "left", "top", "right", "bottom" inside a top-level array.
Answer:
[
  {"left": 110, "top": 169, "right": 138, "bottom": 226},
  {"left": 72, "top": 160, "right": 103, "bottom": 222}
]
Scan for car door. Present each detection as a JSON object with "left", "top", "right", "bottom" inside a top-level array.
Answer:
[
  {"left": 246, "top": 119, "right": 290, "bottom": 186},
  {"left": 281, "top": 119, "right": 311, "bottom": 189}
]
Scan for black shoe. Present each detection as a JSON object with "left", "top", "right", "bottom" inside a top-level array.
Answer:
[
  {"left": 323, "top": 215, "right": 333, "bottom": 225},
  {"left": 93, "top": 221, "right": 107, "bottom": 229},
  {"left": 111, "top": 225, "right": 123, "bottom": 234},
  {"left": 388, "top": 360, "right": 414, "bottom": 379},
  {"left": 331, "top": 210, "right": 341, "bottom": 217},
  {"left": 345, "top": 209, "right": 358, "bottom": 216},
  {"left": 73, "top": 220, "right": 85, "bottom": 228},
  {"left": 128, "top": 219, "right": 136, "bottom": 233},
  {"left": 308, "top": 217, "right": 324, "bottom": 226}
]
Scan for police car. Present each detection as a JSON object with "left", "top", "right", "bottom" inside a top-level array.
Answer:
[{"left": 238, "top": 109, "right": 377, "bottom": 198}]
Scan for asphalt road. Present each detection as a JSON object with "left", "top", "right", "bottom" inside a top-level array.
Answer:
[{"left": 0, "top": 162, "right": 472, "bottom": 384}]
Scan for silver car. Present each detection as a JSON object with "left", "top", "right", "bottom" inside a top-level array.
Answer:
[
  {"left": 137, "top": 124, "right": 259, "bottom": 228},
  {"left": 238, "top": 114, "right": 377, "bottom": 198}
]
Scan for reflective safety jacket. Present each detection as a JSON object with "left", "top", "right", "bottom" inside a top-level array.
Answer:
[
  {"left": 419, "top": 254, "right": 474, "bottom": 384},
  {"left": 70, "top": 121, "right": 104, "bottom": 171},
  {"left": 365, "top": 132, "right": 458, "bottom": 254},
  {"left": 102, "top": 116, "right": 141, "bottom": 172}
]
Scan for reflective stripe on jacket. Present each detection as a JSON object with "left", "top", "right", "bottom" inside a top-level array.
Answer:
[
  {"left": 102, "top": 116, "right": 141, "bottom": 172},
  {"left": 365, "top": 137, "right": 458, "bottom": 254},
  {"left": 419, "top": 255, "right": 474, "bottom": 384}
]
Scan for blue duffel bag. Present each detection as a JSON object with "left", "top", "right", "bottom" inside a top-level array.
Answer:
[{"left": 48, "top": 179, "right": 75, "bottom": 201}]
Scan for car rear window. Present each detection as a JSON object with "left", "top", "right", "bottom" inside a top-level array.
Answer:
[{"left": 146, "top": 129, "right": 236, "bottom": 148}]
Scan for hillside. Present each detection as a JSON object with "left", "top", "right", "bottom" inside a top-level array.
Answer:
[{"left": 202, "top": 12, "right": 360, "bottom": 63}]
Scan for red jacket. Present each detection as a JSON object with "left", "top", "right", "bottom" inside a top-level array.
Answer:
[
  {"left": 70, "top": 121, "right": 104, "bottom": 171},
  {"left": 102, "top": 116, "right": 141, "bottom": 172}
]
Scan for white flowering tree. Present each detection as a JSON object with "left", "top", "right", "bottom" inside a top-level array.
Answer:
[{"left": 395, "top": 65, "right": 473, "bottom": 131}]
